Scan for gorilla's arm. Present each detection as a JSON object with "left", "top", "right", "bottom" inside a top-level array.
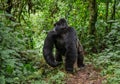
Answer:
[{"left": 43, "top": 31, "right": 60, "bottom": 67}]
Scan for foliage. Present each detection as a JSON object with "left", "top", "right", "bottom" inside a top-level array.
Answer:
[
  {"left": 86, "top": 21, "right": 120, "bottom": 84},
  {"left": 0, "top": 14, "right": 66, "bottom": 83},
  {"left": 0, "top": 0, "right": 120, "bottom": 84}
]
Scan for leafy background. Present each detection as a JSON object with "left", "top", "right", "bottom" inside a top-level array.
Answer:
[{"left": 0, "top": 0, "right": 120, "bottom": 84}]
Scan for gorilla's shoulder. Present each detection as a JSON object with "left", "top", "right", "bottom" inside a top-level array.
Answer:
[
  {"left": 47, "top": 30, "right": 57, "bottom": 38},
  {"left": 68, "top": 27, "right": 76, "bottom": 33}
]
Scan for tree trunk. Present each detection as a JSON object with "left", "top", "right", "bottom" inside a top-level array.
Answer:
[
  {"left": 88, "top": 0, "right": 98, "bottom": 52},
  {"left": 88, "top": 0, "right": 97, "bottom": 35},
  {"left": 105, "top": 0, "right": 109, "bottom": 33},
  {"left": 109, "top": 0, "right": 116, "bottom": 29}
]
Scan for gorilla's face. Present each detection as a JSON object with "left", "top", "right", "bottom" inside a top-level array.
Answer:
[
  {"left": 53, "top": 18, "right": 68, "bottom": 34},
  {"left": 54, "top": 25, "right": 67, "bottom": 34}
]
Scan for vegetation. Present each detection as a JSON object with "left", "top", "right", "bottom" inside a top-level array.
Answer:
[{"left": 0, "top": 0, "right": 120, "bottom": 84}]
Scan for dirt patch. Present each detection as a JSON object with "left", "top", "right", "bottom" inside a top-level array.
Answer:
[{"left": 66, "top": 64, "right": 105, "bottom": 84}]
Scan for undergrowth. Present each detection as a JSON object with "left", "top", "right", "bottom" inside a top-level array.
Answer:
[{"left": 86, "top": 21, "right": 120, "bottom": 84}]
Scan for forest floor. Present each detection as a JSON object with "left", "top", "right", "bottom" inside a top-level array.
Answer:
[{"left": 66, "top": 64, "right": 105, "bottom": 84}]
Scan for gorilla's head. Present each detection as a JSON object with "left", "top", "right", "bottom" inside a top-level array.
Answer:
[{"left": 53, "top": 18, "right": 68, "bottom": 34}]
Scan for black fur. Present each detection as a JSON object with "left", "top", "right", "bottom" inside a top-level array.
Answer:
[
  {"left": 43, "top": 18, "right": 84, "bottom": 72},
  {"left": 43, "top": 31, "right": 60, "bottom": 67}
]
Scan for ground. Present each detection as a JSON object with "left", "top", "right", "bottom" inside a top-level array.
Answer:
[{"left": 66, "top": 64, "right": 105, "bottom": 84}]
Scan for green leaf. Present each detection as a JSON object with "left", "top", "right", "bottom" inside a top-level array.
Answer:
[
  {"left": 4, "top": 13, "right": 13, "bottom": 18},
  {"left": 6, "top": 65, "right": 14, "bottom": 74},
  {"left": 114, "top": 69, "right": 120, "bottom": 75},
  {"left": 98, "top": 0, "right": 112, "bottom": 3},
  {"left": 5, "top": 59, "right": 16, "bottom": 67},
  {"left": 0, "top": 76, "right": 5, "bottom": 84}
]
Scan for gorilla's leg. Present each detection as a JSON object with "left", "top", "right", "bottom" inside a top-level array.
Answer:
[
  {"left": 77, "top": 52, "right": 84, "bottom": 67},
  {"left": 77, "top": 40, "right": 85, "bottom": 67},
  {"left": 65, "top": 43, "right": 77, "bottom": 72}
]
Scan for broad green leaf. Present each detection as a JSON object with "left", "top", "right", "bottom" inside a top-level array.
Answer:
[{"left": 0, "top": 76, "right": 5, "bottom": 84}]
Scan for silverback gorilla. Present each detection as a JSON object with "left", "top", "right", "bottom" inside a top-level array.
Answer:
[{"left": 43, "top": 18, "right": 84, "bottom": 73}]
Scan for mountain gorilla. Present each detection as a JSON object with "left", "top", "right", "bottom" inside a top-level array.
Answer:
[{"left": 43, "top": 18, "right": 84, "bottom": 73}]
